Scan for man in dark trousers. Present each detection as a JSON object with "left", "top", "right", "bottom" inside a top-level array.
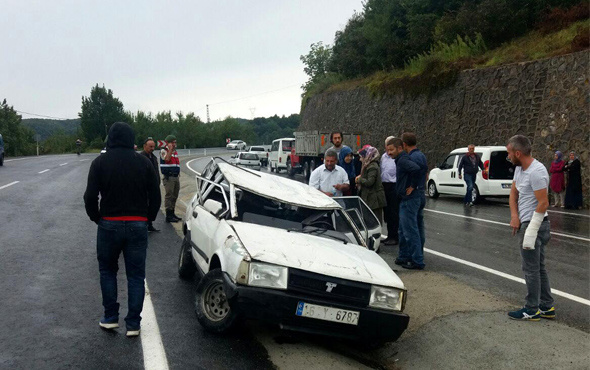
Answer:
[
  {"left": 458, "top": 144, "right": 485, "bottom": 206},
  {"left": 387, "top": 137, "right": 424, "bottom": 270},
  {"left": 381, "top": 136, "right": 399, "bottom": 245},
  {"left": 140, "top": 137, "right": 160, "bottom": 232},
  {"left": 160, "top": 134, "right": 181, "bottom": 222},
  {"left": 84, "top": 122, "right": 161, "bottom": 337}
]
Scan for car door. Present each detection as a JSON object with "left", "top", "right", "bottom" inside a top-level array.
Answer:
[
  {"left": 190, "top": 171, "right": 230, "bottom": 272},
  {"left": 333, "top": 196, "right": 382, "bottom": 251},
  {"left": 437, "top": 154, "right": 460, "bottom": 194}
]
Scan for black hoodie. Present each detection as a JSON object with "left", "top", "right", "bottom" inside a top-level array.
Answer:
[{"left": 84, "top": 122, "right": 161, "bottom": 222}]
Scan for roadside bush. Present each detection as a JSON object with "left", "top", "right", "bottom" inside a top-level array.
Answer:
[
  {"left": 537, "top": 3, "right": 590, "bottom": 34},
  {"left": 89, "top": 137, "right": 105, "bottom": 149}
]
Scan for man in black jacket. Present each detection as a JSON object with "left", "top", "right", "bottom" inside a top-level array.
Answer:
[
  {"left": 84, "top": 122, "right": 161, "bottom": 337},
  {"left": 458, "top": 144, "right": 485, "bottom": 206},
  {"left": 140, "top": 137, "right": 160, "bottom": 232}
]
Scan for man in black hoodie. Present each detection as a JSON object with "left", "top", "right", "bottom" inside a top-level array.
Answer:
[{"left": 84, "top": 122, "right": 161, "bottom": 337}]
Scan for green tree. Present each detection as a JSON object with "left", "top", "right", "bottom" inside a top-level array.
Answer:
[
  {"left": 0, "top": 99, "right": 35, "bottom": 156},
  {"left": 79, "top": 84, "right": 128, "bottom": 143},
  {"left": 300, "top": 42, "right": 337, "bottom": 94}
]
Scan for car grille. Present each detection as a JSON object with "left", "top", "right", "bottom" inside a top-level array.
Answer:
[{"left": 288, "top": 269, "right": 371, "bottom": 306}]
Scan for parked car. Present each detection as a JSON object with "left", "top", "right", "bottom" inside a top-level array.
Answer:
[
  {"left": 427, "top": 146, "right": 515, "bottom": 203},
  {"left": 226, "top": 140, "right": 247, "bottom": 150},
  {"left": 178, "top": 158, "right": 408, "bottom": 344},
  {"left": 229, "top": 152, "right": 261, "bottom": 171},
  {"left": 269, "top": 137, "right": 295, "bottom": 173},
  {"left": 0, "top": 134, "right": 4, "bottom": 166},
  {"left": 248, "top": 145, "right": 269, "bottom": 166}
]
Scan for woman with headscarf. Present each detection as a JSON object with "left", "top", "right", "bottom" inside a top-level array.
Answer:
[
  {"left": 355, "top": 145, "right": 387, "bottom": 223},
  {"left": 549, "top": 151, "right": 566, "bottom": 207},
  {"left": 339, "top": 146, "right": 357, "bottom": 195},
  {"left": 563, "top": 151, "right": 583, "bottom": 209}
]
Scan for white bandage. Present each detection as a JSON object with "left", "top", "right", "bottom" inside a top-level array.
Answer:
[{"left": 523, "top": 212, "right": 544, "bottom": 250}]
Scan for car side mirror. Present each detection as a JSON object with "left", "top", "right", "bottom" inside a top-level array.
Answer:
[{"left": 203, "top": 199, "right": 224, "bottom": 217}]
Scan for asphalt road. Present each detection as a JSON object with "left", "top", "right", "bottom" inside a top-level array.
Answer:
[{"left": 1, "top": 150, "right": 589, "bottom": 369}]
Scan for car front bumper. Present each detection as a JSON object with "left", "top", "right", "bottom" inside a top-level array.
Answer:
[{"left": 222, "top": 273, "right": 409, "bottom": 343}]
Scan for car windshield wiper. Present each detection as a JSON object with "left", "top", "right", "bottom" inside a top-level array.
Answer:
[{"left": 288, "top": 227, "right": 349, "bottom": 244}]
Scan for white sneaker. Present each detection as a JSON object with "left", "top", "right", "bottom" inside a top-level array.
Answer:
[
  {"left": 99, "top": 319, "right": 119, "bottom": 330},
  {"left": 126, "top": 329, "right": 140, "bottom": 337}
]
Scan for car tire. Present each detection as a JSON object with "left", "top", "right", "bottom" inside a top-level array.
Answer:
[
  {"left": 195, "top": 269, "right": 239, "bottom": 334},
  {"left": 472, "top": 185, "right": 481, "bottom": 204},
  {"left": 0, "top": 154, "right": 3, "bottom": 166},
  {"left": 303, "top": 161, "right": 310, "bottom": 180},
  {"left": 428, "top": 181, "right": 439, "bottom": 199},
  {"left": 270, "top": 162, "right": 275, "bottom": 172},
  {"left": 178, "top": 233, "right": 197, "bottom": 280},
  {"left": 287, "top": 159, "right": 295, "bottom": 177}
]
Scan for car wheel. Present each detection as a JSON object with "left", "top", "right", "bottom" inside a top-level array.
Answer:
[
  {"left": 428, "top": 181, "right": 439, "bottom": 199},
  {"left": 303, "top": 161, "right": 310, "bottom": 180},
  {"left": 270, "top": 162, "right": 275, "bottom": 172},
  {"left": 178, "top": 233, "right": 197, "bottom": 280},
  {"left": 195, "top": 269, "right": 239, "bottom": 334},
  {"left": 0, "top": 154, "right": 3, "bottom": 166},
  {"left": 472, "top": 185, "right": 481, "bottom": 204},
  {"left": 287, "top": 159, "right": 294, "bottom": 177}
]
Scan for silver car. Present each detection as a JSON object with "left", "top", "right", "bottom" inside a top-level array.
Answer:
[{"left": 229, "top": 152, "right": 261, "bottom": 171}]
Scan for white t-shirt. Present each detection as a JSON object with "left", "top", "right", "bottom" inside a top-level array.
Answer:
[
  {"left": 513, "top": 159, "right": 549, "bottom": 222},
  {"left": 308, "top": 164, "right": 350, "bottom": 196}
]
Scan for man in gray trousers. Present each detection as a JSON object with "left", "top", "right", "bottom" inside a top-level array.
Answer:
[{"left": 506, "top": 135, "right": 555, "bottom": 321}]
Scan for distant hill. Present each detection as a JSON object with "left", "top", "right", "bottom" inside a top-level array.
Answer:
[{"left": 22, "top": 118, "right": 81, "bottom": 141}]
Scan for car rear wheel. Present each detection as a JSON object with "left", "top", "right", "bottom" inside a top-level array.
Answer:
[
  {"left": 195, "top": 269, "right": 239, "bottom": 333},
  {"left": 303, "top": 161, "right": 310, "bottom": 180},
  {"left": 287, "top": 159, "right": 295, "bottom": 177},
  {"left": 428, "top": 181, "right": 439, "bottom": 198},
  {"left": 178, "top": 233, "right": 197, "bottom": 280},
  {"left": 270, "top": 162, "right": 275, "bottom": 172},
  {"left": 0, "top": 154, "right": 3, "bottom": 166}
]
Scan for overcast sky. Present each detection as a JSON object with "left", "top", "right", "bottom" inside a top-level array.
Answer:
[{"left": 1, "top": 1, "right": 363, "bottom": 122}]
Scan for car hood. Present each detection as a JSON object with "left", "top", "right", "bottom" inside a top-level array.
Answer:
[{"left": 229, "top": 221, "right": 404, "bottom": 289}]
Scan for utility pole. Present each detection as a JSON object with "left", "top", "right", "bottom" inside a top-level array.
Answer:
[{"left": 206, "top": 104, "right": 210, "bottom": 123}]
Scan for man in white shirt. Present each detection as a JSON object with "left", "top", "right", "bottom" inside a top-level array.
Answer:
[
  {"left": 381, "top": 136, "right": 399, "bottom": 245},
  {"left": 507, "top": 134, "right": 554, "bottom": 321},
  {"left": 309, "top": 149, "right": 350, "bottom": 197}
]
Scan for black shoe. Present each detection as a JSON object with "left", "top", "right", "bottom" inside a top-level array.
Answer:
[
  {"left": 166, "top": 210, "right": 179, "bottom": 223},
  {"left": 172, "top": 215, "right": 182, "bottom": 222},
  {"left": 394, "top": 258, "right": 408, "bottom": 266},
  {"left": 384, "top": 238, "right": 399, "bottom": 246},
  {"left": 147, "top": 225, "right": 160, "bottom": 232},
  {"left": 401, "top": 261, "right": 425, "bottom": 270}
]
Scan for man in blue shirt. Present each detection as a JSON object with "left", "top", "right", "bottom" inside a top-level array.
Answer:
[
  {"left": 387, "top": 137, "right": 424, "bottom": 270},
  {"left": 403, "top": 132, "right": 428, "bottom": 263}
]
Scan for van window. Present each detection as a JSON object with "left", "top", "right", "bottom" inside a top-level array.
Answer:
[
  {"left": 489, "top": 150, "right": 514, "bottom": 180},
  {"left": 271, "top": 141, "right": 279, "bottom": 151},
  {"left": 441, "top": 155, "right": 457, "bottom": 170},
  {"left": 282, "top": 140, "right": 294, "bottom": 152}
]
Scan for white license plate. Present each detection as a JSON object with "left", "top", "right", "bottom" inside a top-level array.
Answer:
[
  {"left": 295, "top": 302, "right": 360, "bottom": 326},
  {"left": 502, "top": 183, "right": 512, "bottom": 189}
]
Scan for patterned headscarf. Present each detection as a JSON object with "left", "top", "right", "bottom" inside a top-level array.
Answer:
[
  {"left": 359, "top": 146, "right": 380, "bottom": 176},
  {"left": 568, "top": 151, "right": 577, "bottom": 164},
  {"left": 554, "top": 150, "right": 563, "bottom": 163}
]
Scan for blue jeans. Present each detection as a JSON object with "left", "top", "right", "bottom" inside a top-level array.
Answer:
[
  {"left": 97, "top": 220, "right": 148, "bottom": 330},
  {"left": 463, "top": 173, "right": 476, "bottom": 203},
  {"left": 519, "top": 220, "right": 553, "bottom": 309},
  {"left": 397, "top": 196, "right": 425, "bottom": 268}
]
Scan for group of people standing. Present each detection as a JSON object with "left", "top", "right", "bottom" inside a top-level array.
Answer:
[
  {"left": 308, "top": 131, "right": 428, "bottom": 270},
  {"left": 549, "top": 150, "right": 584, "bottom": 209},
  {"left": 83, "top": 122, "right": 182, "bottom": 337}
]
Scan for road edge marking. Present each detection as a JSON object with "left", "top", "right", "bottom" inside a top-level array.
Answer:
[
  {"left": 185, "top": 157, "right": 202, "bottom": 176},
  {"left": 424, "top": 208, "right": 590, "bottom": 242},
  {"left": 425, "top": 248, "right": 590, "bottom": 306},
  {"left": 0, "top": 181, "right": 19, "bottom": 190},
  {"left": 141, "top": 281, "right": 169, "bottom": 370},
  {"left": 38, "top": 169, "right": 50, "bottom": 174}
]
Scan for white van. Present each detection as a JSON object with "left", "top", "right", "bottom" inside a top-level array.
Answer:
[
  {"left": 427, "top": 146, "right": 515, "bottom": 203},
  {"left": 269, "top": 137, "right": 295, "bottom": 173}
]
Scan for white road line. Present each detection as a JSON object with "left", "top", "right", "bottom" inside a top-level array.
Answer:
[
  {"left": 424, "top": 208, "right": 590, "bottom": 242},
  {"left": 79, "top": 159, "right": 89, "bottom": 162},
  {"left": 60, "top": 163, "right": 68, "bottom": 166},
  {"left": 3, "top": 158, "right": 28, "bottom": 162},
  {"left": 38, "top": 169, "right": 50, "bottom": 174},
  {"left": 425, "top": 248, "right": 590, "bottom": 306},
  {"left": 0, "top": 181, "right": 19, "bottom": 190},
  {"left": 141, "top": 282, "right": 169, "bottom": 370},
  {"left": 502, "top": 203, "right": 590, "bottom": 218},
  {"left": 185, "top": 158, "right": 202, "bottom": 176}
]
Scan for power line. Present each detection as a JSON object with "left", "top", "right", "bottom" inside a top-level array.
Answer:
[
  {"left": 208, "top": 84, "right": 300, "bottom": 107},
  {"left": 16, "top": 110, "right": 76, "bottom": 120}
]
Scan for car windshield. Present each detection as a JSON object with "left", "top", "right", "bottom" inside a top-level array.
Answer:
[
  {"left": 250, "top": 147, "right": 264, "bottom": 151},
  {"left": 230, "top": 140, "right": 240, "bottom": 144},
  {"left": 236, "top": 190, "right": 357, "bottom": 244},
  {"left": 240, "top": 153, "right": 259, "bottom": 160}
]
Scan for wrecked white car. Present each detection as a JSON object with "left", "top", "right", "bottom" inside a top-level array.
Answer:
[{"left": 178, "top": 157, "right": 409, "bottom": 344}]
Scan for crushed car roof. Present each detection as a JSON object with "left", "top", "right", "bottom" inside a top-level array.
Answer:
[{"left": 217, "top": 162, "right": 341, "bottom": 210}]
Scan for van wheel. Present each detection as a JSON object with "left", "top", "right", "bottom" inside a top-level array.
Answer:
[
  {"left": 428, "top": 181, "right": 439, "bottom": 198},
  {"left": 270, "top": 163, "right": 275, "bottom": 172},
  {"left": 287, "top": 159, "right": 295, "bottom": 177},
  {"left": 472, "top": 185, "right": 481, "bottom": 204},
  {"left": 303, "top": 161, "right": 310, "bottom": 180},
  {"left": 195, "top": 269, "right": 239, "bottom": 334},
  {"left": 178, "top": 233, "right": 197, "bottom": 280}
]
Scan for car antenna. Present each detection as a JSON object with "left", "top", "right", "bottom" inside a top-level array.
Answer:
[{"left": 213, "top": 156, "right": 261, "bottom": 178}]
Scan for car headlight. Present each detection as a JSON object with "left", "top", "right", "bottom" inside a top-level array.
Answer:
[
  {"left": 236, "top": 261, "right": 288, "bottom": 290},
  {"left": 369, "top": 285, "right": 404, "bottom": 311}
]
